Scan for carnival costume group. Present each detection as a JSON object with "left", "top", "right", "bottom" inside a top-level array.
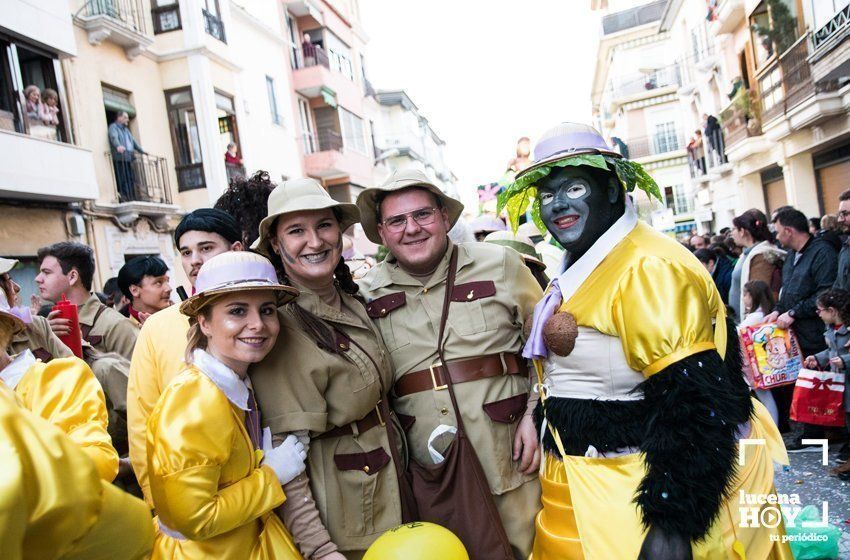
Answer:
[{"left": 0, "top": 123, "right": 791, "bottom": 560}]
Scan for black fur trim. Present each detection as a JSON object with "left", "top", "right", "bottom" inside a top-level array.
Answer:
[
  {"left": 635, "top": 350, "right": 753, "bottom": 541},
  {"left": 533, "top": 397, "right": 648, "bottom": 457},
  {"left": 723, "top": 315, "right": 744, "bottom": 377}
]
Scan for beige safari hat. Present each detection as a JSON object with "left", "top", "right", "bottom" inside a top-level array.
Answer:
[
  {"left": 356, "top": 169, "right": 465, "bottom": 244},
  {"left": 180, "top": 251, "right": 299, "bottom": 317},
  {"left": 0, "top": 257, "right": 18, "bottom": 275},
  {"left": 252, "top": 178, "right": 360, "bottom": 257},
  {"left": 483, "top": 230, "right": 545, "bottom": 269}
]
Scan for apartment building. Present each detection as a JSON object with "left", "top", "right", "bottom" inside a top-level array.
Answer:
[
  {"left": 661, "top": 0, "right": 737, "bottom": 231},
  {"left": 372, "top": 89, "right": 458, "bottom": 197},
  {"left": 591, "top": 0, "right": 698, "bottom": 238},
  {"left": 0, "top": 0, "right": 303, "bottom": 294},
  {"left": 711, "top": 0, "right": 850, "bottom": 220},
  {"left": 283, "top": 0, "right": 378, "bottom": 204}
]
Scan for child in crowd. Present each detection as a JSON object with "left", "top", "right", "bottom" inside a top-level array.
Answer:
[
  {"left": 803, "top": 288, "right": 850, "bottom": 475},
  {"left": 740, "top": 280, "right": 780, "bottom": 425}
]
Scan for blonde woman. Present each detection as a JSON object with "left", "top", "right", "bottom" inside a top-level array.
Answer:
[{"left": 146, "top": 251, "right": 305, "bottom": 559}]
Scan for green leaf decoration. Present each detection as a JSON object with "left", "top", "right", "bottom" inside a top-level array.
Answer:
[{"left": 498, "top": 152, "right": 661, "bottom": 234}]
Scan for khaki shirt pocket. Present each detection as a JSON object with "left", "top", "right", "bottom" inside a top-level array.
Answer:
[
  {"left": 332, "top": 443, "right": 394, "bottom": 538},
  {"left": 366, "top": 293, "right": 410, "bottom": 353},
  {"left": 447, "top": 281, "right": 497, "bottom": 336}
]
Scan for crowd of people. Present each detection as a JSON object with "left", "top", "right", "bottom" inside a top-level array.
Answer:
[
  {"left": 0, "top": 122, "right": 812, "bottom": 559},
  {"left": 685, "top": 195, "right": 850, "bottom": 471}
]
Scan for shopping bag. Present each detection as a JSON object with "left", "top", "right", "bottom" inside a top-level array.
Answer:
[
  {"left": 790, "top": 368, "right": 846, "bottom": 427},
  {"left": 738, "top": 322, "right": 802, "bottom": 389}
]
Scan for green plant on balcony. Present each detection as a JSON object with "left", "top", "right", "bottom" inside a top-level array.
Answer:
[{"left": 751, "top": 0, "right": 798, "bottom": 55}]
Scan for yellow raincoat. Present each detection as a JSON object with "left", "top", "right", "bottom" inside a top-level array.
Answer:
[
  {"left": 0, "top": 382, "right": 152, "bottom": 559},
  {"left": 147, "top": 363, "right": 301, "bottom": 559},
  {"left": 1, "top": 352, "right": 118, "bottom": 481}
]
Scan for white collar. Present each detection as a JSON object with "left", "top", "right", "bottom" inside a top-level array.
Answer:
[
  {"left": 0, "top": 349, "right": 36, "bottom": 390},
  {"left": 191, "top": 349, "right": 251, "bottom": 411},
  {"left": 555, "top": 198, "right": 638, "bottom": 304}
]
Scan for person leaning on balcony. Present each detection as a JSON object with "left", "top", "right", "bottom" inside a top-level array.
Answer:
[
  {"left": 355, "top": 169, "right": 543, "bottom": 559},
  {"left": 225, "top": 142, "right": 242, "bottom": 166},
  {"left": 108, "top": 111, "right": 145, "bottom": 202},
  {"left": 127, "top": 208, "right": 244, "bottom": 507},
  {"left": 249, "top": 178, "right": 410, "bottom": 560}
]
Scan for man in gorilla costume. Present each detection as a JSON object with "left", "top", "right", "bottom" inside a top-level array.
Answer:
[{"left": 500, "top": 123, "right": 790, "bottom": 560}]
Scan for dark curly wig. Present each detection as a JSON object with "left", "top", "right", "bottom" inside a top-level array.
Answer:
[{"left": 214, "top": 170, "right": 277, "bottom": 248}]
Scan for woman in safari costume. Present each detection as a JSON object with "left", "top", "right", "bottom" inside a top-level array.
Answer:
[
  {"left": 499, "top": 123, "right": 791, "bottom": 560},
  {"left": 249, "top": 178, "right": 408, "bottom": 560}
]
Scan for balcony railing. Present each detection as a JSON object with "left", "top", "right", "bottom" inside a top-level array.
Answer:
[
  {"left": 107, "top": 152, "right": 171, "bottom": 204},
  {"left": 203, "top": 9, "right": 226, "bottom": 43},
  {"left": 609, "top": 64, "right": 681, "bottom": 99},
  {"left": 297, "top": 44, "right": 330, "bottom": 70},
  {"left": 225, "top": 162, "right": 246, "bottom": 183},
  {"left": 719, "top": 90, "right": 762, "bottom": 150},
  {"left": 689, "top": 128, "right": 729, "bottom": 179},
  {"left": 758, "top": 34, "right": 840, "bottom": 125},
  {"left": 316, "top": 129, "right": 343, "bottom": 152},
  {"left": 812, "top": 3, "right": 850, "bottom": 50},
  {"left": 81, "top": 0, "right": 147, "bottom": 34},
  {"left": 601, "top": 0, "right": 666, "bottom": 35},
  {"left": 626, "top": 131, "right": 686, "bottom": 159}
]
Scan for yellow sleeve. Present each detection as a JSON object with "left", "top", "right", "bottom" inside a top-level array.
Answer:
[
  {"left": 612, "top": 257, "right": 722, "bottom": 377},
  {"left": 127, "top": 324, "right": 158, "bottom": 506},
  {"left": 148, "top": 374, "right": 286, "bottom": 541},
  {"left": 0, "top": 384, "right": 153, "bottom": 560},
  {"left": 16, "top": 357, "right": 119, "bottom": 481}
]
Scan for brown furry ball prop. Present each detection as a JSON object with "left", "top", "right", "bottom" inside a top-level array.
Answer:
[{"left": 543, "top": 312, "right": 578, "bottom": 357}]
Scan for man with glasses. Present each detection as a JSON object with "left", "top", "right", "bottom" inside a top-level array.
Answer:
[
  {"left": 835, "top": 190, "right": 850, "bottom": 291},
  {"left": 356, "top": 169, "right": 543, "bottom": 559}
]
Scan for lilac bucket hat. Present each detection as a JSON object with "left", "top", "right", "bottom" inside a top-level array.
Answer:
[
  {"left": 516, "top": 123, "right": 622, "bottom": 181},
  {"left": 180, "top": 251, "right": 299, "bottom": 316}
]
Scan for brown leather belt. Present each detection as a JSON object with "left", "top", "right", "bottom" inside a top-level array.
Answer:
[
  {"left": 393, "top": 352, "right": 526, "bottom": 398},
  {"left": 315, "top": 402, "right": 386, "bottom": 440}
]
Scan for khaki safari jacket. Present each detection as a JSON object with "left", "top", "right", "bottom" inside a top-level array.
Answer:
[
  {"left": 250, "top": 288, "right": 403, "bottom": 556},
  {"left": 10, "top": 315, "right": 72, "bottom": 361},
  {"left": 357, "top": 241, "right": 542, "bottom": 495},
  {"left": 78, "top": 294, "right": 138, "bottom": 361}
]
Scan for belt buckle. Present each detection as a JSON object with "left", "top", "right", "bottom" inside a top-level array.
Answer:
[
  {"left": 375, "top": 401, "right": 386, "bottom": 426},
  {"left": 429, "top": 361, "right": 448, "bottom": 391}
]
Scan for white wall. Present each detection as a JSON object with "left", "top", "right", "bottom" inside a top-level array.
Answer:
[
  {"left": 2, "top": 0, "right": 76, "bottom": 56},
  {"left": 0, "top": 130, "right": 97, "bottom": 201},
  {"left": 229, "top": 2, "right": 302, "bottom": 183}
]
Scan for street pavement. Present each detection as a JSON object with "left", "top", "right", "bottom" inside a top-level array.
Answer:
[{"left": 774, "top": 438, "right": 850, "bottom": 558}]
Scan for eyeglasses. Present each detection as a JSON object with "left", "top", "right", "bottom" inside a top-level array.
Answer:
[
  {"left": 838, "top": 211, "right": 850, "bottom": 219},
  {"left": 381, "top": 207, "right": 439, "bottom": 233}
]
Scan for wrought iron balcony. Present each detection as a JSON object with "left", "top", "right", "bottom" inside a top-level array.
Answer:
[
  {"left": 75, "top": 0, "right": 153, "bottom": 58},
  {"left": 297, "top": 44, "right": 330, "bottom": 69},
  {"left": 625, "top": 130, "right": 686, "bottom": 159},
  {"left": 720, "top": 91, "right": 762, "bottom": 150},
  {"left": 107, "top": 152, "right": 171, "bottom": 204},
  {"left": 203, "top": 9, "right": 226, "bottom": 43},
  {"left": 601, "top": 0, "right": 666, "bottom": 35},
  {"left": 225, "top": 162, "right": 246, "bottom": 184},
  {"left": 813, "top": 3, "right": 850, "bottom": 50}
]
